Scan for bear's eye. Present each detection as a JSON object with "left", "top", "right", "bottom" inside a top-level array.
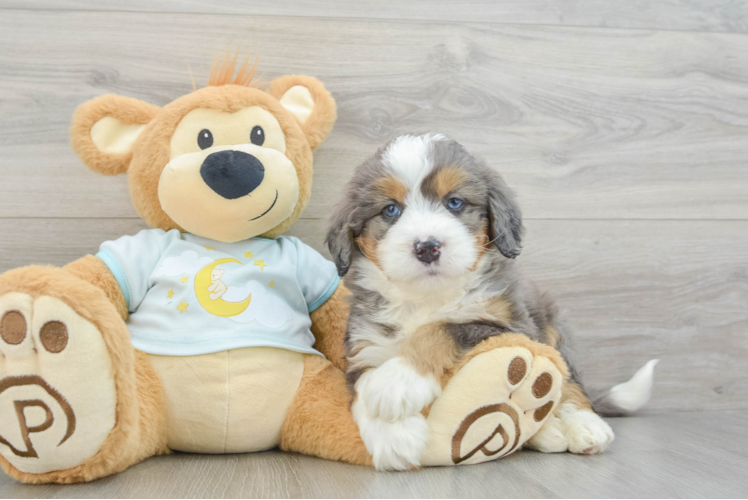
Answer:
[
  {"left": 197, "top": 129, "right": 213, "bottom": 150},
  {"left": 250, "top": 125, "right": 265, "bottom": 146}
]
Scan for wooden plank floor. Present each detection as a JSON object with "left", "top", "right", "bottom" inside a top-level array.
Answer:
[
  {"left": 1, "top": 411, "right": 747, "bottom": 498},
  {"left": 0, "top": 1, "right": 747, "bottom": 497}
]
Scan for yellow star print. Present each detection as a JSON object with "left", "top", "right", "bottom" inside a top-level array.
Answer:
[
  {"left": 268, "top": 281, "right": 276, "bottom": 287},
  {"left": 177, "top": 301, "right": 189, "bottom": 313},
  {"left": 253, "top": 259, "right": 267, "bottom": 270},
  {"left": 203, "top": 246, "right": 215, "bottom": 251},
  {"left": 244, "top": 251, "right": 254, "bottom": 259},
  {"left": 167, "top": 289, "right": 175, "bottom": 298},
  {"left": 179, "top": 276, "right": 189, "bottom": 283}
]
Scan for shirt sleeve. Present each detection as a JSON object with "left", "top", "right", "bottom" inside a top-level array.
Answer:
[
  {"left": 96, "top": 228, "right": 182, "bottom": 312},
  {"left": 290, "top": 237, "right": 341, "bottom": 313}
]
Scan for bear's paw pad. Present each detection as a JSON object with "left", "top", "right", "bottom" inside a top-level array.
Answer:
[
  {"left": 421, "top": 345, "right": 563, "bottom": 466},
  {"left": 0, "top": 293, "right": 116, "bottom": 475}
]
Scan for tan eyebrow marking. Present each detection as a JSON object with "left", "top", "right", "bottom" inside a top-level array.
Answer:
[
  {"left": 433, "top": 166, "right": 468, "bottom": 198},
  {"left": 375, "top": 176, "right": 408, "bottom": 203}
]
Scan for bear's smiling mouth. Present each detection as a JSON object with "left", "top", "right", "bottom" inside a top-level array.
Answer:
[{"left": 249, "top": 190, "right": 279, "bottom": 221}]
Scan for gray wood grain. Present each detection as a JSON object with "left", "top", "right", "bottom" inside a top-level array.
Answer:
[
  {"left": 0, "top": 1, "right": 747, "bottom": 496},
  {"left": 1, "top": 411, "right": 746, "bottom": 498},
  {"left": 1, "top": 11, "right": 748, "bottom": 219},
  {"left": 1, "top": 217, "right": 745, "bottom": 414},
  {"left": 2, "top": 0, "right": 747, "bottom": 33}
]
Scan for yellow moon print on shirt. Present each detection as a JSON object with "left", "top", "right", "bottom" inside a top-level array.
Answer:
[{"left": 194, "top": 258, "right": 251, "bottom": 317}]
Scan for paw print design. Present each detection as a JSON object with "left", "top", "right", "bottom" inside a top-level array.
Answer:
[
  {"left": 421, "top": 340, "right": 564, "bottom": 466},
  {"left": 0, "top": 292, "right": 117, "bottom": 475}
]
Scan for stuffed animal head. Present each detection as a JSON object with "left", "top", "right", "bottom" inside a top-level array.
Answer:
[{"left": 70, "top": 58, "right": 336, "bottom": 242}]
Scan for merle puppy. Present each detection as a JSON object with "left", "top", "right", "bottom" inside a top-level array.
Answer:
[{"left": 326, "top": 134, "right": 656, "bottom": 471}]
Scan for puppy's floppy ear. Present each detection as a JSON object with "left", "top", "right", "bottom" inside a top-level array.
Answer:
[
  {"left": 70, "top": 94, "right": 160, "bottom": 175},
  {"left": 485, "top": 169, "right": 524, "bottom": 259},
  {"left": 326, "top": 194, "right": 359, "bottom": 277},
  {"left": 268, "top": 75, "right": 337, "bottom": 151}
]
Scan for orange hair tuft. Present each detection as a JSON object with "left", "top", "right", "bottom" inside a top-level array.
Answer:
[{"left": 208, "top": 49, "right": 260, "bottom": 88}]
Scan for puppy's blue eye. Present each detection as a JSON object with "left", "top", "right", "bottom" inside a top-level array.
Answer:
[
  {"left": 382, "top": 205, "right": 401, "bottom": 217},
  {"left": 447, "top": 198, "right": 464, "bottom": 210}
]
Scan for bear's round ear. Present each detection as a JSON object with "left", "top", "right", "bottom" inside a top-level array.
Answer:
[
  {"left": 268, "top": 75, "right": 337, "bottom": 152},
  {"left": 70, "top": 94, "right": 160, "bottom": 176}
]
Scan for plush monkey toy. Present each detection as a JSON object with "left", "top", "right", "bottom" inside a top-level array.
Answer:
[{"left": 0, "top": 57, "right": 567, "bottom": 483}]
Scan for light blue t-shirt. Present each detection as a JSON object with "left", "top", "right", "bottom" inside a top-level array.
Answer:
[{"left": 96, "top": 229, "right": 340, "bottom": 357}]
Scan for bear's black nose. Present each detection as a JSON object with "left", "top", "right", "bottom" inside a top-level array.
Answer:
[{"left": 200, "top": 150, "right": 265, "bottom": 199}]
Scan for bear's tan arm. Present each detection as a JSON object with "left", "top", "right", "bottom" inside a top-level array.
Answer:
[
  {"left": 64, "top": 255, "right": 128, "bottom": 320},
  {"left": 310, "top": 280, "right": 350, "bottom": 372}
]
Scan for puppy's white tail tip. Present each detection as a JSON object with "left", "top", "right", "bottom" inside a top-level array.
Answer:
[
  {"left": 593, "top": 359, "right": 658, "bottom": 416},
  {"left": 608, "top": 359, "right": 659, "bottom": 412}
]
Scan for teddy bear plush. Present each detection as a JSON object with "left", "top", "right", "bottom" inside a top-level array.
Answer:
[{"left": 0, "top": 57, "right": 567, "bottom": 483}]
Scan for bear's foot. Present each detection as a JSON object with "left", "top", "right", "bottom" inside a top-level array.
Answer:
[
  {"left": 0, "top": 291, "right": 116, "bottom": 476},
  {"left": 420, "top": 334, "right": 566, "bottom": 467},
  {"left": 0, "top": 266, "right": 147, "bottom": 483}
]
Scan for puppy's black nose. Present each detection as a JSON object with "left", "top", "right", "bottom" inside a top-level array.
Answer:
[
  {"left": 414, "top": 239, "right": 441, "bottom": 264},
  {"left": 200, "top": 150, "right": 264, "bottom": 199}
]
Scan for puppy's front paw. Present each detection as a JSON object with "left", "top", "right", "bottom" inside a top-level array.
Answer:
[
  {"left": 353, "top": 398, "right": 429, "bottom": 471},
  {"left": 560, "top": 405, "right": 615, "bottom": 455},
  {"left": 525, "top": 415, "right": 569, "bottom": 453},
  {"left": 358, "top": 358, "right": 441, "bottom": 421}
]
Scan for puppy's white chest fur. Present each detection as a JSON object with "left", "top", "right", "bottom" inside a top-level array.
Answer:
[
  {"left": 365, "top": 260, "right": 488, "bottom": 331},
  {"left": 348, "top": 260, "right": 496, "bottom": 371}
]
